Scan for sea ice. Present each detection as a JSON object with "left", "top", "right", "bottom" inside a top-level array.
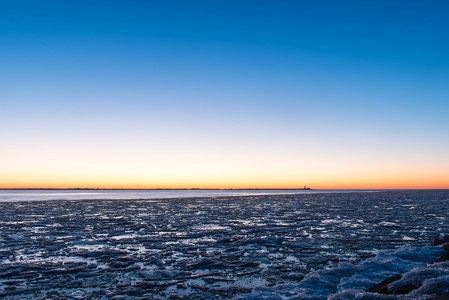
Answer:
[{"left": 0, "top": 190, "right": 448, "bottom": 299}]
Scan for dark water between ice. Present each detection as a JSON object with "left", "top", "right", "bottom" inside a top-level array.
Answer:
[{"left": 1, "top": 190, "right": 448, "bottom": 299}]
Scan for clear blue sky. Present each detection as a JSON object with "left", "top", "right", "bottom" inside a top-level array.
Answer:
[{"left": 1, "top": 0, "right": 448, "bottom": 188}]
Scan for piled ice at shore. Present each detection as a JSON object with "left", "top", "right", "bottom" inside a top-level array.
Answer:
[
  {"left": 1, "top": 190, "right": 448, "bottom": 299},
  {"left": 239, "top": 245, "right": 448, "bottom": 299}
]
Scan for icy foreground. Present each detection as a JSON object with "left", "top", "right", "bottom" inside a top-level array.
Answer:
[{"left": 1, "top": 190, "right": 448, "bottom": 299}]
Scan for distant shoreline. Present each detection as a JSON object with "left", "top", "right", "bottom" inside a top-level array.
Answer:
[
  {"left": 1, "top": 188, "right": 447, "bottom": 191},
  {"left": 0, "top": 188, "right": 314, "bottom": 191}
]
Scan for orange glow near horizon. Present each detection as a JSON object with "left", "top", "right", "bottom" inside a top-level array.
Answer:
[
  {"left": 2, "top": 162, "right": 448, "bottom": 190},
  {"left": 1, "top": 155, "right": 449, "bottom": 190},
  {"left": 1, "top": 127, "right": 448, "bottom": 191},
  {"left": 2, "top": 171, "right": 448, "bottom": 190}
]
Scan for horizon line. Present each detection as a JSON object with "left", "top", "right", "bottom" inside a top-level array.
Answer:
[{"left": 1, "top": 187, "right": 447, "bottom": 191}]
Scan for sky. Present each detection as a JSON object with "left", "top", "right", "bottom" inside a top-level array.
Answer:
[{"left": 1, "top": 0, "right": 448, "bottom": 189}]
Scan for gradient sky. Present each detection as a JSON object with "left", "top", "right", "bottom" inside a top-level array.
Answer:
[{"left": 1, "top": 0, "right": 448, "bottom": 189}]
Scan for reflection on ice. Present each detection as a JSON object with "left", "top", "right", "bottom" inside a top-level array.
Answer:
[
  {"left": 192, "top": 224, "right": 230, "bottom": 231},
  {"left": 110, "top": 233, "right": 139, "bottom": 240},
  {"left": 0, "top": 188, "right": 345, "bottom": 202}
]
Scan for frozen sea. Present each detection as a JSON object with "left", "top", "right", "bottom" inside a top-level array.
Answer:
[{"left": 0, "top": 190, "right": 448, "bottom": 299}]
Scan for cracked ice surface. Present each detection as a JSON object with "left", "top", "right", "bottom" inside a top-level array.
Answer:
[{"left": 0, "top": 190, "right": 448, "bottom": 299}]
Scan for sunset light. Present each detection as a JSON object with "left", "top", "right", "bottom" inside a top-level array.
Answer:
[{"left": 1, "top": 1, "right": 448, "bottom": 190}]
